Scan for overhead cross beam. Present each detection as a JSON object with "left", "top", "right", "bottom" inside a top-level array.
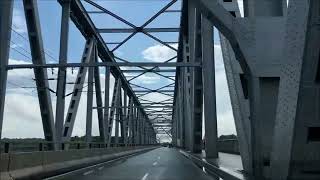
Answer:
[
  {"left": 6, "top": 62, "right": 200, "bottom": 69},
  {"left": 98, "top": 28, "right": 180, "bottom": 33},
  {"left": 83, "top": 0, "right": 178, "bottom": 52}
]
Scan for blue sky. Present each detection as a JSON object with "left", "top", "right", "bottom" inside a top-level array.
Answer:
[{"left": 4, "top": 0, "right": 240, "bottom": 141}]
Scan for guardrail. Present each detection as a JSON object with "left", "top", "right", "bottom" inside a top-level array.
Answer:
[
  {"left": 0, "top": 145, "right": 158, "bottom": 180},
  {"left": 179, "top": 149, "right": 250, "bottom": 180},
  {"left": 0, "top": 140, "right": 154, "bottom": 153}
]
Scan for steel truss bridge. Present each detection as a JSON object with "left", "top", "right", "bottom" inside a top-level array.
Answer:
[{"left": 0, "top": 0, "right": 319, "bottom": 180}]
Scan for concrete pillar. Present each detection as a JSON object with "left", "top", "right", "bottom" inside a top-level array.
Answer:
[{"left": 0, "top": 0, "right": 13, "bottom": 139}]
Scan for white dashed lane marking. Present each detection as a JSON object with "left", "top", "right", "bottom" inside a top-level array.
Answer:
[
  {"left": 83, "top": 170, "right": 94, "bottom": 176},
  {"left": 141, "top": 173, "right": 149, "bottom": 180}
]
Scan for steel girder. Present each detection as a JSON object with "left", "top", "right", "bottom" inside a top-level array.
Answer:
[
  {"left": 85, "top": 45, "right": 95, "bottom": 143},
  {"left": 93, "top": 47, "right": 107, "bottom": 142},
  {"left": 55, "top": 0, "right": 71, "bottom": 147},
  {"left": 23, "top": 0, "right": 56, "bottom": 149},
  {"left": 98, "top": 28, "right": 180, "bottom": 33},
  {"left": 6, "top": 62, "right": 200, "bottom": 69},
  {"left": 0, "top": 0, "right": 13, "bottom": 140},
  {"left": 201, "top": 15, "right": 218, "bottom": 158},
  {"left": 62, "top": 39, "right": 94, "bottom": 142},
  {"left": 57, "top": 0, "right": 157, "bottom": 144}
]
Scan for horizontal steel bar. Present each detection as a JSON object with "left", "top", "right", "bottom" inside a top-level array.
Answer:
[
  {"left": 106, "top": 42, "right": 122, "bottom": 45},
  {"left": 93, "top": 105, "right": 173, "bottom": 109},
  {"left": 98, "top": 28, "right": 180, "bottom": 33},
  {"left": 122, "top": 69, "right": 176, "bottom": 73},
  {"left": 126, "top": 75, "right": 176, "bottom": 78},
  {"left": 7, "top": 62, "right": 201, "bottom": 69},
  {"left": 164, "top": 10, "right": 181, "bottom": 13},
  {"left": 134, "top": 90, "right": 174, "bottom": 93}
]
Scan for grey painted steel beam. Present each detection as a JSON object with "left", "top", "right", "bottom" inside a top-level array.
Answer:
[
  {"left": 270, "top": 1, "right": 319, "bottom": 179},
  {"left": 134, "top": 90, "right": 174, "bottom": 93},
  {"left": 122, "top": 69, "right": 176, "bottom": 73},
  {"left": 243, "top": 0, "right": 286, "bottom": 17},
  {"left": 106, "top": 78, "right": 121, "bottom": 147},
  {"left": 85, "top": 49, "right": 94, "bottom": 143},
  {"left": 198, "top": 0, "right": 251, "bottom": 75},
  {"left": 218, "top": 1, "right": 252, "bottom": 174},
  {"left": 55, "top": 0, "right": 70, "bottom": 148},
  {"left": 189, "top": 0, "right": 203, "bottom": 153},
  {"left": 123, "top": 90, "right": 128, "bottom": 146},
  {"left": 115, "top": 82, "right": 122, "bottom": 145},
  {"left": 6, "top": 62, "right": 200, "bottom": 69},
  {"left": 93, "top": 45, "right": 107, "bottom": 143},
  {"left": 58, "top": 0, "right": 156, "bottom": 139},
  {"left": 23, "top": 0, "right": 56, "bottom": 148},
  {"left": 62, "top": 39, "right": 94, "bottom": 142},
  {"left": 0, "top": 0, "right": 13, "bottom": 139},
  {"left": 98, "top": 28, "right": 180, "bottom": 33},
  {"left": 128, "top": 98, "right": 133, "bottom": 144},
  {"left": 201, "top": 15, "right": 218, "bottom": 158},
  {"left": 103, "top": 66, "right": 110, "bottom": 140}
]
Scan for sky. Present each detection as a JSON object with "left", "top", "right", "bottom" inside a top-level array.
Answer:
[{"left": 2, "top": 0, "right": 246, "bottom": 142}]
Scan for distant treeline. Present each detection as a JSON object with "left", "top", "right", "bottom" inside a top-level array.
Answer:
[
  {"left": 1, "top": 136, "right": 106, "bottom": 143},
  {"left": 2, "top": 134, "right": 237, "bottom": 143}
]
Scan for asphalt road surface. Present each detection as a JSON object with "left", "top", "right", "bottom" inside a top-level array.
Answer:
[{"left": 50, "top": 147, "right": 214, "bottom": 180}]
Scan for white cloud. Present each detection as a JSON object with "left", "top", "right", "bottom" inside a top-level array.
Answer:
[
  {"left": 133, "top": 74, "right": 161, "bottom": 84},
  {"left": 142, "top": 44, "right": 177, "bottom": 62}
]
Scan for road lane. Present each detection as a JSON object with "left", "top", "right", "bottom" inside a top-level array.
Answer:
[{"left": 52, "top": 147, "right": 214, "bottom": 180}]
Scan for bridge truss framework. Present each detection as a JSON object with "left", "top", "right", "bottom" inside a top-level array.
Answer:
[{"left": 0, "top": 0, "right": 320, "bottom": 180}]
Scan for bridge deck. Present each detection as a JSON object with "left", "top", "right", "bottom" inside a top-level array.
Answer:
[{"left": 49, "top": 147, "right": 214, "bottom": 180}]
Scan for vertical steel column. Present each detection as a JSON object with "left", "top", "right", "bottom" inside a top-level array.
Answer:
[
  {"left": 61, "top": 39, "right": 94, "bottom": 142},
  {"left": 114, "top": 81, "right": 122, "bottom": 145},
  {"left": 189, "top": 0, "right": 203, "bottom": 153},
  {"left": 23, "top": 0, "right": 56, "bottom": 148},
  {"left": 55, "top": 0, "right": 70, "bottom": 148},
  {"left": 201, "top": 15, "right": 218, "bottom": 158},
  {"left": 142, "top": 117, "right": 145, "bottom": 145},
  {"left": 131, "top": 105, "right": 135, "bottom": 145},
  {"left": 123, "top": 90, "right": 128, "bottom": 146},
  {"left": 0, "top": 0, "right": 13, "bottom": 139},
  {"left": 178, "top": 76, "right": 185, "bottom": 147},
  {"left": 136, "top": 110, "right": 141, "bottom": 145},
  {"left": 244, "top": 0, "right": 286, "bottom": 17},
  {"left": 93, "top": 48, "right": 106, "bottom": 142},
  {"left": 128, "top": 97, "right": 133, "bottom": 145},
  {"left": 182, "top": 34, "right": 191, "bottom": 150},
  {"left": 119, "top": 92, "right": 124, "bottom": 145},
  {"left": 106, "top": 78, "right": 120, "bottom": 147},
  {"left": 104, "top": 66, "right": 110, "bottom": 143},
  {"left": 85, "top": 45, "right": 95, "bottom": 143},
  {"left": 140, "top": 116, "right": 143, "bottom": 145}
]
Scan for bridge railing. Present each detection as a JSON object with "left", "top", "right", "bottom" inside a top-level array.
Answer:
[{"left": 0, "top": 140, "right": 154, "bottom": 154}]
